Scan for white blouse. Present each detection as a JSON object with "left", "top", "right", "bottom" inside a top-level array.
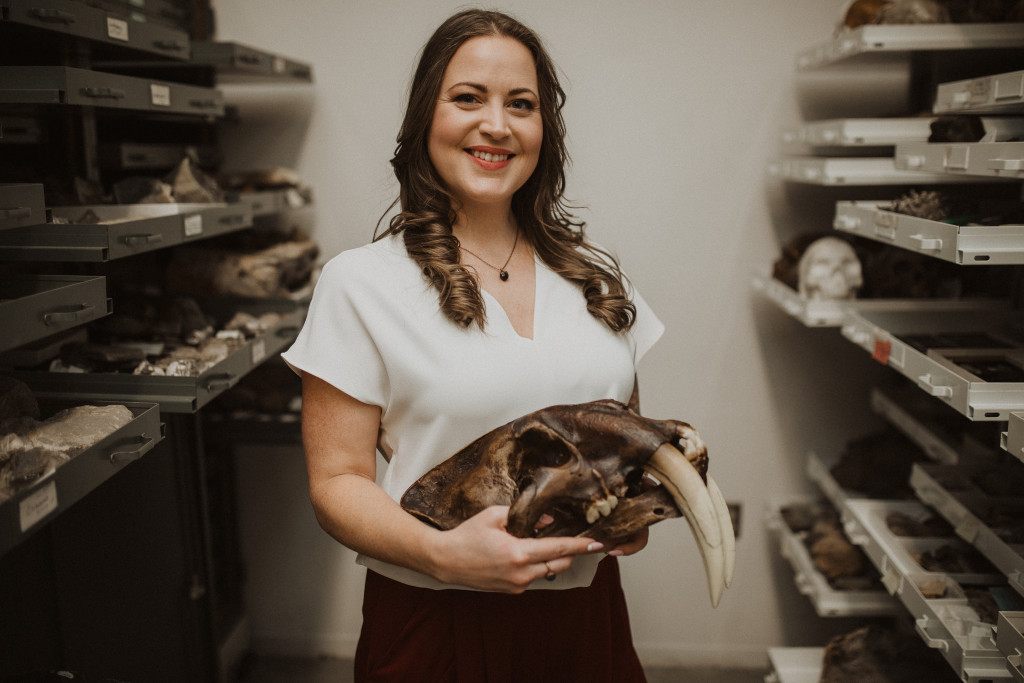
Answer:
[{"left": 282, "top": 234, "right": 664, "bottom": 590}]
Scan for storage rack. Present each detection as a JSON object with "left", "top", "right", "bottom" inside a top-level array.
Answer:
[
  {"left": 758, "top": 21, "right": 1024, "bottom": 683},
  {"left": 0, "top": 2, "right": 313, "bottom": 681}
]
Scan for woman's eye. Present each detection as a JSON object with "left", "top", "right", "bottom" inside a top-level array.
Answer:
[
  {"left": 453, "top": 93, "right": 478, "bottom": 105},
  {"left": 509, "top": 98, "right": 535, "bottom": 112}
]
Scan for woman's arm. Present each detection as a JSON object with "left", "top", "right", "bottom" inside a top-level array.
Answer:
[{"left": 300, "top": 371, "right": 602, "bottom": 593}]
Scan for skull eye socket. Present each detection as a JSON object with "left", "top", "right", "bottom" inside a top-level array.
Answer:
[{"left": 518, "top": 427, "right": 573, "bottom": 469}]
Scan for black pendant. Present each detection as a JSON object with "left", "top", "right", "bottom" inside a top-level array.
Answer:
[{"left": 499, "top": 270, "right": 509, "bottom": 281}]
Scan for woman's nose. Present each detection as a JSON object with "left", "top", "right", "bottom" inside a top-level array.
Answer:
[{"left": 479, "top": 102, "right": 510, "bottom": 139}]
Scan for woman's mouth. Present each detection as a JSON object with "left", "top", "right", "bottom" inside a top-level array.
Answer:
[{"left": 468, "top": 149, "right": 513, "bottom": 163}]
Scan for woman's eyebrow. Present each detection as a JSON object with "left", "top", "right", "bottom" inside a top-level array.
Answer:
[{"left": 446, "top": 82, "right": 538, "bottom": 98}]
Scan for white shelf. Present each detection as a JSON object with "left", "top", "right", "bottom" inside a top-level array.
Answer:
[
  {"left": 843, "top": 499, "right": 1012, "bottom": 682},
  {"left": 896, "top": 141, "right": 1024, "bottom": 179},
  {"left": 781, "top": 118, "right": 933, "bottom": 154},
  {"left": 936, "top": 70, "right": 1024, "bottom": 115},
  {"left": 765, "top": 647, "right": 823, "bottom": 683},
  {"left": 840, "top": 303, "right": 1024, "bottom": 421},
  {"left": 767, "top": 497, "right": 899, "bottom": 618},
  {"left": 768, "top": 156, "right": 998, "bottom": 185},
  {"left": 797, "top": 23, "right": 1024, "bottom": 70},
  {"left": 870, "top": 386, "right": 962, "bottom": 465},
  {"left": 751, "top": 273, "right": 852, "bottom": 327},
  {"left": 997, "top": 612, "right": 1024, "bottom": 682},
  {"left": 1002, "top": 413, "right": 1024, "bottom": 465},
  {"left": 834, "top": 200, "right": 1024, "bottom": 265},
  {"left": 910, "top": 462, "right": 1024, "bottom": 598}
]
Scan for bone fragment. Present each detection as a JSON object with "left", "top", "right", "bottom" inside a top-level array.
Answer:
[{"left": 644, "top": 443, "right": 731, "bottom": 608}]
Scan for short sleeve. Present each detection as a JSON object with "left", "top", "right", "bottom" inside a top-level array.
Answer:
[
  {"left": 628, "top": 285, "right": 664, "bottom": 365},
  {"left": 280, "top": 253, "right": 390, "bottom": 409}
]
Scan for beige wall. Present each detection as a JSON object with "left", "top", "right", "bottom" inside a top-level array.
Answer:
[{"left": 215, "top": 0, "right": 889, "bottom": 668}]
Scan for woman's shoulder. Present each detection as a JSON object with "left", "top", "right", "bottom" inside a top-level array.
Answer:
[{"left": 321, "top": 233, "right": 418, "bottom": 285}]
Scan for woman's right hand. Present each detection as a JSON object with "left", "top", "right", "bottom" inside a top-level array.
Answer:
[{"left": 428, "top": 505, "right": 603, "bottom": 593}]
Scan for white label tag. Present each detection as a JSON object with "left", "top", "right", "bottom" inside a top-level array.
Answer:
[
  {"left": 106, "top": 17, "right": 129, "bottom": 41},
  {"left": 273, "top": 57, "right": 286, "bottom": 74},
  {"left": 252, "top": 338, "right": 267, "bottom": 364},
  {"left": 20, "top": 481, "right": 58, "bottom": 532},
  {"left": 150, "top": 83, "right": 171, "bottom": 107},
  {"left": 183, "top": 214, "right": 202, "bottom": 237}
]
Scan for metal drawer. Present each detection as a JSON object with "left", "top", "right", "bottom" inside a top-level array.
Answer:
[
  {"left": 190, "top": 41, "right": 313, "bottom": 82},
  {"left": 0, "top": 183, "right": 45, "bottom": 230},
  {"left": 0, "top": 274, "right": 111, "bottom": 354}
]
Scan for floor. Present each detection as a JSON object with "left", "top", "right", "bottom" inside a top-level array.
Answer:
[{"left": 238, "top": 656, "right": 768, "bottom": 682}]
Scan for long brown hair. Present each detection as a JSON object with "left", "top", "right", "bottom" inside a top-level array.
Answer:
[{"left": 376, "top": 9, "right": 636, "bottom": 332}]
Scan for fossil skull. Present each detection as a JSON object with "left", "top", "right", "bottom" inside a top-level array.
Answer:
[
  {"left": 798, "top": 236, "right": 863, "bottom": 301},
  {"left": 400, "top": 399, "right": 735, "bottom": 606}
]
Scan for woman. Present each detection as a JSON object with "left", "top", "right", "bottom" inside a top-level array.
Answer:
[{"left": 282, "top": 9, "right": 663, "bottom": 681}]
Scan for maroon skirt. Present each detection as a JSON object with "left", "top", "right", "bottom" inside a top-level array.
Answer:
[{"left": 353, "top": 557, "right": 647, "bottom": 683}]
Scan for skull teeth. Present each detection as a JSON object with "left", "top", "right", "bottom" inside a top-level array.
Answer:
[{"left": 585, "top": 495, "right": 619, "bottom": 524}]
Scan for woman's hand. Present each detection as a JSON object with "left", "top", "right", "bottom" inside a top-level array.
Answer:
[
  {"left": 604, "top": 527, "right": 649, "bottom": 557},
  {"left": 429, "top": 505, "right": 604, "bottom": 593}
]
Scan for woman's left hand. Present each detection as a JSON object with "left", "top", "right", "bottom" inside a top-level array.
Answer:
[{"left": 605, "top": 527, "right": 649, "bottom": 557}]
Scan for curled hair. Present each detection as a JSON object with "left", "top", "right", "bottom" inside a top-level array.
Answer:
[{"left": 376, "top": 9, "right": 635, "bottom": 332}]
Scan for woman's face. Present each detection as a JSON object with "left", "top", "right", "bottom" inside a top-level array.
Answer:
[{"left": 428, "top": 35, "right": 543, "bottom": 215}]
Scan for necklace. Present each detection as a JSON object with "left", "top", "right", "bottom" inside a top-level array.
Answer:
[{"left": 458, "top": 229, "right": 519, "bottom": 282}]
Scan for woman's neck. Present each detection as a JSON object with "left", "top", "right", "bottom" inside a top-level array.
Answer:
[{"left": 451, "top": 204, "right": 518, "bottom": 248}]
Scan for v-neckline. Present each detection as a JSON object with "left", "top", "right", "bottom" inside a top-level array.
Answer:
[{"left": 479, "top": 254, "right": 540, "bottom": 341}]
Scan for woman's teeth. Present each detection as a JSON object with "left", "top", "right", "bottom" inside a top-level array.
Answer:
[{"left": 470, "top": 150, "right": 510, "bottom": 162}]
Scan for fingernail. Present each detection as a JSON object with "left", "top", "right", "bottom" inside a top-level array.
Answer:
[
  {"left": 607, "top": 550, "right": 624, "bottom": 557},
  {"left": 587, "top": 542, "right": 604, "bottom": 552}
]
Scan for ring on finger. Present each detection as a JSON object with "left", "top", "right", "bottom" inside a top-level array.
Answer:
[{"left": 543, "top": 561, "right": 556, "bottom": 581}]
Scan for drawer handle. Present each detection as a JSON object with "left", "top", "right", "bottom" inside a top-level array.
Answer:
[
  {"left": 109, "top": 436, "right": 156, "bottom": 464},
  {"left": 188, "top": 99, "right": 220, "bottom": 110},
  {"left": 42, "top": 303, "right": 95, "bottom": 325},
  {"left": 152, "top": 40, "right": 186, "bottom": 51},
  {"left": 82, "top": 87, "right": 126, "bottom": 100},
  {"left": 217, "top": 213, "right": 245, "bottom": 226},
  {"left": 917, "top": 373, "right": 953, "bottom": 398},
  {"left": 29, "top": 7, "right": 76, "bottom": 23},
  {"left": 0, "top": 206, "right": 32, "bottom": 221},
  {"left": 202, "top": 374, "right": 235, "bottom": 391},
  {"left": 237, "top": 53, "right": 263, "bottom": 65},
  {"left": 120, "top": 233, "right": 164, "bottom": 247}
]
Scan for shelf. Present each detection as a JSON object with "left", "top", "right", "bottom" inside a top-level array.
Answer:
[
  {"left": 765, "top": 647, "right": 823, "bottom": 683},
  {"left": 997, "top": 612, "right": 1024, "bottom": 682},
  {"left": 1002, "top": 413, "right": 1024, "bottom": 466},
  {"left": 98, "top": 141, "right": 220, "bottom": 170},
  {"left": 781, "top": 118, "right": 934, "bottom": 155},
  {"left": 767, "top": 497, "right": 900, "bottom": 617},
  {"left": 910, "top": 462, "right": 1024, "bottom": 598},
  {"left": 0, "top": 399, "right": 163, "bottom": 558},
  {"left": 0, "top": 274, "right": 111, "bottom": 354},
  {"left": 840, "top": 303, "right": 1024, "bottom": 421},
  {"left": 796, "top": 23, "right": 1024, "bottom": 70},
  {"left": 0, "top": 65, "right": 224, "bottom": 117},
  {"left": 0, "top": 202, "right": 253, "bottom": 262},
  {"left": 896, "top": 141, "right": 1024, "bottom": 179},
  {"left": 0, "top": 0, "right": 190, "bottom": 60},
  {"left": 0, "top": 182, "right": 45, "bottom": 230},
  {"left": 751, "top": 273, "right": 852, "bottom": 327},
  {"left": 767, "top": 157, "right": 999, "bottom": 185},
  {"left": 834, "top": 200, "right": 1024, "bottom": 265},
  {"left": 12, "top": 298, "right": 306, "bottom": 412},
  {"left": 870, "top": 385, "right": 976, "bottom": 465},
  {"left": 936, "top": 70, "right": 1024, "bottom": 115},
  {"left": 190, "top": 41, "right": 313, "bottom": 83},
  {"left": 842, "top": 499, "right": 1012, "bottom": 681}
]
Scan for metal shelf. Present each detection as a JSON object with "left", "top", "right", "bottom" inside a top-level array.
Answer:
[
  {"left": 0, "top": 399, "right": 163, "bottom": 558},
  {"left": 896, "top": 141, "right": 1024, "bottom": 179},
  {"left": 935, "top": 70, "right": 1024, "bottom": 115},
  {"left": 0, "top": 274, "right": 110, "bottom": 354},
  {"left": 1002, "top": 413, "right": 1024, "bottom": 466},
  {"left": 781, "top": 117, "right": 934, "bottom": 155},
  {"left": 0, "top": 65, "right": 224, "bottom": 117},
  {"left": 0, "top": 0, "right": 190, "bottom": 60},
  {"left": 0, "top": 183, "right": 45, "bottom": 230},
  {"left": 766, "top": 647, "right": 823, "bottom": 683},
  {"left": 834, "top": 200, "right": 1024, "bottom": 265},
  {"left": 997, "top": 612, "right": 1024, "bottom": 682},
  {"left": 767, "top": 156, "right": 1000, "bottom": 186},
  {"left": 12, "top": 298, "right": 305, "bottom": 413},
  {"left": 0, "top": 202, "right": 253, "bottom": 262},
  {"left": 796, "top": 23, "right": 1024, "bottom": 71},
  {"left": 840, "top": 303, "right": 1024, "bottom": 421},
  {"left": 190, "top": 41, "right": 313, "bottom": 83}
]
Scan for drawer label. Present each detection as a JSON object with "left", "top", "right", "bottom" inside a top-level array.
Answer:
[
  {"left": 150, "top": 84, "right": 171, "bottom": 107},
  {"left": 20, "top": 481, "right": 58, "bottom": 532},
  {"left": 183, "top": 214, "right": 203, "bottom": 237},
  {"left": 252, "top": 338, "right": 267, "bottom": 364},
  {"left": 106, "top": 17, "right": 129, "bottom": 42}
]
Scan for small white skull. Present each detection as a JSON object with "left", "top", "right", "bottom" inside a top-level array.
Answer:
[{"left": 798, "top": 237, "right": 863, "bottom": 301}]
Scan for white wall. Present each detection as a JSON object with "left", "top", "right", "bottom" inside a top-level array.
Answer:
[{"left": 215, "top": 0, "right": 890, "bottom": 668}]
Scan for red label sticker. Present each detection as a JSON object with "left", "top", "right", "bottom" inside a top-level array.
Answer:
[{"left": 872, "top": 339, "right": 891, "bottom": 365}]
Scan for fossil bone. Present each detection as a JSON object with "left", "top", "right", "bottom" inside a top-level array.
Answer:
[{"left": 400, "top": 399, "right": 735, "bottom": 606}]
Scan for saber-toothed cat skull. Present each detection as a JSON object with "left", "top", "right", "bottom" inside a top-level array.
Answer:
[{"left": 401, "top": 399, "right": 735, "bottom": 606}]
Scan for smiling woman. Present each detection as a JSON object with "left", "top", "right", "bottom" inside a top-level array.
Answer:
[{"left": 281, "top": 8, "right": 664, "bottom": 682}]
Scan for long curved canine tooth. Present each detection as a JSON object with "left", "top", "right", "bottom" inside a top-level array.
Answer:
[
  {"left": 644, "top": 442, "right": 727, "bottom": 608},
  {"left": 707, "top": 474, "right": 736, "bottom": 589}
]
